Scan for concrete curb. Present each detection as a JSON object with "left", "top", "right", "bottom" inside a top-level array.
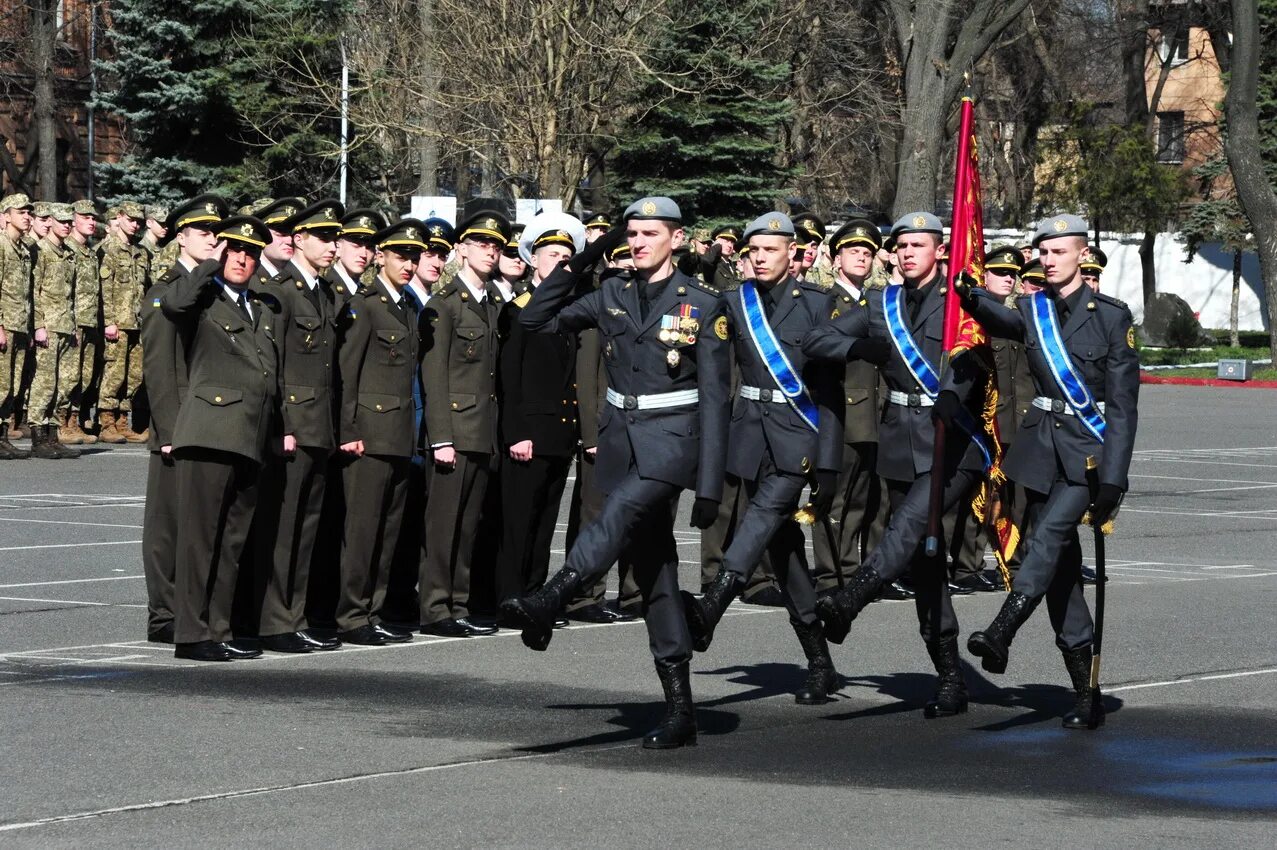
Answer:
[{"left": 1140, "top": 372, "right": 1277, "bottom": 389}]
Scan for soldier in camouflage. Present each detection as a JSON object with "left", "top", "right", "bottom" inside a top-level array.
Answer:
[
  {"left": 0, "top": 193, "right": 34, "bottom": 459},
  {"left": 65, "top": 199, "right": 102, "bottom": 444},
  {"left": 97, "top": 201, "right": 150, "bottom": 443},
  {"left": 27, "top": 204, "right": 81, "bottom": 458}
]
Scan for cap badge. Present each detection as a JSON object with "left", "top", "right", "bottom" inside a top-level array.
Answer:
[
  {"left": 204, "top": 202, "right": 217, "bottom": 214},
  {"left": 484, "top": 218, "right": 498, "bottom": 230},
  {"left": 1054, "top": 219, "right": 1068, "bottom": 232},
  {"left": 405, "top": 227, "right": 417, "bottom": 240},
  {"left": 239, "top": 223, "right": 253, "bottom": 236},
  {"left": 641, "top": 201, "right": 657, "bottom": 216},
  {"left": 912, "top": 215, "right": 927, "bottom": 228},
  {"left": 359, "top": 216, "right": 371, "bottom": 229},
  {"left": 768, "top": 218, "right": 781, "bottom": 231},
  {"left": 430, "top": 225, "right": 442, "bottom": 236}
]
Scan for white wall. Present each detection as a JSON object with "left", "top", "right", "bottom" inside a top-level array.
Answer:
[{"left": 984, "top": 229, "right": 1270, "bottom": 332}]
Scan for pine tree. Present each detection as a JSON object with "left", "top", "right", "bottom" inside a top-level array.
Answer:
[{"left": 610, "top": 0, "right": 795, "bottom": 228}]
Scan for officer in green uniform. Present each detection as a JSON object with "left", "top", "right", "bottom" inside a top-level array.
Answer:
[
  {"left": 250, "top": 200, "right": 346, "bottom": 653},
  {"left": 97, "top": 201, "right": 151, "bottom": 443},
  {"left": 139, "top": 194, "right": 228, "bottom": 643},
  {"left": 419, "top": 211, "right": 510, "bottom": 637},
  {"left": 1081, "top": 247, "right": 1107, "bottom": 292},
  {"left": 334, "top": 219, "right": 427, "bottom": 645},
  {"left": 813, "top": 219, "right": 888, "bottom": 593},
  {"left": 956, "top": 215, "right": 1139, "bottom": 729},
  {"left": 253, "top": 197, "right": 307, "bottom": 280},
  {"left": 0, "top": 193, "right": 34, "bottom": 459},
  {"left": 65, "top": 199, "right": 102, "bottom": 444},
  {"left": 325, "top": 208, "right": 386, "bottom": 314},
  {"left": 162, "top": 216, "right": 283, "bottom": 662}
]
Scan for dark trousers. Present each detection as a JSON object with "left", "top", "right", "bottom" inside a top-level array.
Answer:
[
  {"left": 946, "top": 493, "right": 987, "bottom": 580},
  {"left": 700, "top": 474, "right": 778, "bottom": 600},
  {"left": 338, "top": 453, "right": 410, "bottom": 632},
  {"left": 142, "top": 451, "right": 178, "bottom": 635},
  {"left": 174, "top": 448, "right": 260, "bottom": 644},
  {"left": 254, "top": 447, "right": 329, "bottom": 636},
  {"left": 722, "top": 454, "right": 818, "bottom": 626},
  {"left": 383, "top": 459, "right": 428, "bottom": 624},
  {"left": 306, "top": 454, "right": 348, "bottom": 629},
  {"left": 813, "top": 441, "right": 887, "bottom": 592},
  {"left": 496, "top": 453, "right": 572, "bottom": 602},
  {"left": 566, "top": 449, "right": 642, "bottom": 612},
  {"left": 564, "top": 467, "right": 691, "bottom": 664},
  {"left": 420, "top": 450, "right": 490, "bottom": 624},
  {"left": 864, "top": 469, "right": 980, "bottom": 643},
  {"left": 1012, "top": 478, "right": 1095, "bottom": 651}
]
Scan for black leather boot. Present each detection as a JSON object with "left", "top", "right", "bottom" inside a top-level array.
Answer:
[
  {"left": 498, "top": 568, "right": 581, "bottom": 651},
  {"left": 0, "top": 423, "right": 30, "bottom": 460},
  {"left": 31, "top": 425, "right": 62, "bottom": 460},
  {"left": 792, "top": 620, "right": 838, "bottom": 705},
  {"left": 967, "top": 591, "right": 1040, "bottom": 674},
  {"left": 813, "top": 567, "right": 883, "bottom": 645},
  {"left": 1061, "top": 645, "right": 1105, "bottom": 730},
  {"left": 49, "top": 423, "right": 81, "bottom": 459},
  {"left": 924, "top": 635, "right": 969, "bottom": 718},
  {"left": 680, "top": 569, "right": 743, "bottom": 652},
  {"left": 642, "top": 659, "right": 697, "bottom": 749}
]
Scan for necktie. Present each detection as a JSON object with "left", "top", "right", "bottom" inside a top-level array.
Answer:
[{"left": 236, "top": 290, "right": 252, "bottom": 321}]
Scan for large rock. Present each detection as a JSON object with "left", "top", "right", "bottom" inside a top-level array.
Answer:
[{"left": 1140, "top": 292, "right": 1209, "bottom": 348}]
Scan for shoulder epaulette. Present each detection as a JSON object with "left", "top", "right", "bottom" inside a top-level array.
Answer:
[
  {"left": 1093, "top": 292, "right": 1128, "bottom": 311},
  {"left": 686, "top": 277, "right": 719, "bottom": 297},
  {"left": 513, "top": 291, "right": 532, "bottom": 309},
  {"left": 799, "top": 279, "right": 827, "bottom": 295}
]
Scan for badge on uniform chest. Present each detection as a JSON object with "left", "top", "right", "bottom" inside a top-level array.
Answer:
[{"left": 658, "top": 304, "right": 700, "bottom": 345}]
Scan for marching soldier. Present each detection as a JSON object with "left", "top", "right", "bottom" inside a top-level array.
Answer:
[
  {"left": 813, "top": 219, "right": 888, "bottom": 594},
  {"left": 332, "top": 219, "right": 427, "bottom": 645},
  {"left": 500, "top": 197, "right": 731, "bottom": 749},
  {"left": 957, "top": 215, "right": 1138, "bottom": 730},
  {"left": 0, "top": 193, "right": 34, "bottom": 459},
  {"left": 162, "top": 217, "right": 283, "bottom": 662},
  {"left": 139, "top": 194, "right": 228, "bottom": 643},
  {"left": 418, "top": 211, "right": 510, "bottom": 637},
  {"left": 681, "top": 212, "right": 844, "bottom": 705},
  {"left": 250, "top": 200, "right": 346, "bottom": 652},
  {"left": 26, "top": 204, "right": 81, "bottom": 459},
  {"left": 563, "top": 239, "right": 643, "bottom": 624},
  {"left": 66, "top": 200, "right": 102, "bottom": 444},
  {"left": 802, "top": 211, "right": 990, "bottom": 719},
  {"left": 494, "top": 215, "right": 584, "bottom": 609},
  {"left": 97, "top": 201, "right": 151, "bottom": 443}
]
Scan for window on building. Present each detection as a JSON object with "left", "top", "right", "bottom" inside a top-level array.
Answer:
[
  {"left": 1158, "top": 24, "right": 1191, "bottom": 65},
  {"left": 1156, "top": 111, "right": 1186, "bottom": 164}
]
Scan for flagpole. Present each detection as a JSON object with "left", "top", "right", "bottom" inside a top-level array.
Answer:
[{"left": 923, "top": 94, "right": 977, "bottom": 558}]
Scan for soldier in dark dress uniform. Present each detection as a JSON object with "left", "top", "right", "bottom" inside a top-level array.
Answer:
[
  {"left": 681, "top": 213, "right": 844, "bottom": 705},
  {"left": 957, "top": 215, "right": 1138, "bottom": 730},
  {"left": 162, "top": 217, "right": 282, "bottom": 662},
  {"left": 493, "top": 215, "right": 585, "bottom": 606},
  {"left": 139, "top": 194, "right": 228, "bottom": 643},
  {"left": 500, "top": 197, "right": 731, "bottom": 749},
  {"left": 802, "top": 211, "right": 989, "bottom": 719}
]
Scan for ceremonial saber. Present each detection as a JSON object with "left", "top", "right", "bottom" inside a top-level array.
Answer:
[{"left": 1085, "top": 455, "right": 1106, "bottom": 689}]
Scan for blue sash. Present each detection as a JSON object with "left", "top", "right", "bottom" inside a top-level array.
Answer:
[
  {"left": 740, "top": 281, "right": 818, "bottom": 431},
  {"left": 1029, "top": 292, "right": 1105, "bottom": 444},
  {"left": 882, "top": 285, "right": 993, "bottom": 470}
]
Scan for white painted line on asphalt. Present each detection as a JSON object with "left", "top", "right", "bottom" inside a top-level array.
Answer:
[
  {"left": 1121, "top": 507, "right": 1277, "bottom": 520},
  {"left": 0, "top": 575, "right": 143, "bottom": 589},
  {"left": 1110, "top": 666, "right": 1277, "bottom": 693},
  {"left": 0, "top": 502, "right": 144, "bottom": 511},
  {"left": 0, "top": 516, "right": 144, "bottom": 529},
  {"left": 0, "top": 743, "right": 636, "bottom": 834},
  {"left": 1131, "top": 473, "right": 1277, "bottom": 485},
  {"left": 0, "top": 540, "right": 140, "bottom": 552},
  {"left": 1132, "top": 457, "right": 1277, "bottom": 469},
  {"left": 0, "top": 596, "right": 146, "bottom": 608}
]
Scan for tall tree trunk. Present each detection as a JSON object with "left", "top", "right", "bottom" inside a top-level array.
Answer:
[
  {"left": 1117, "top": 0, "right": 1159, "bottom": 307},
  {"left": 30, "top": 0, "right": 59, "bottom": 199},
  {"left": 415, "top": 0, "right": 439, "bottom": 197},
  {"left": 1225, "top": 0, "right": 1277, "bottom": 365},
  {"left": 1230, "top": 249, "right": 1241, "bottom": 349}
]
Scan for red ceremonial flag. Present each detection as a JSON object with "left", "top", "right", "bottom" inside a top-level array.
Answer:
[{"left": 940, "top": 96, "right": 1018, "bottom": 587}]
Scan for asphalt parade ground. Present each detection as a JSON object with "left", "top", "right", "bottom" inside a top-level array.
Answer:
[{"left": 1, "top": 384, "right": 1274, "bottom": 847}]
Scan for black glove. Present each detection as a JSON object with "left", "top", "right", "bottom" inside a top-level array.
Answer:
[
  {"left": 699, "top": 242, "right": 723, "bottom": 278},
  {"left": 931, "top": 390, "right": 963, "bottom": 429},
  {"left": 848, "top": 337, "right": 891, "bottom": 366},
  {"left": 810, "top": 469, "right": 838, "bottom": 518},
  {"left": 676, "top": 250, "right": 700, "bottom": 277},
  {"left": 689, "top": 497, "right": 720, "bottom": 530},
  {"left": 567, "top": 223, "right": 627, "bottom": 274},
  {"left": 1089, "top": 483, "right": 1124, "bottom": 526},
  {"left": 953, "top": 270, "right": 979, "bottom": 301}
]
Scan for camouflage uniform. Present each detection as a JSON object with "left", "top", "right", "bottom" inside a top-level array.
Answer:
[
  {"left": 28, "top": 228, "right": 78, "bottom": 428},
  {"left": 0, "top": 218, "right": 33, "bottom": 426},
  {"left": 98, "top": 222, "right": 150, "bottom": 427},
  {"left": 66, "top": 221, "right": 102, "bottom": 430}
]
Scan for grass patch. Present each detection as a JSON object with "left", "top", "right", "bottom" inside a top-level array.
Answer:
[
  {"left": 1146, "top": 366, "right": 1277, "bottom": 381},
  {"left": 1138, "top": 345, "right": 1270, "bottom": 367}
]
